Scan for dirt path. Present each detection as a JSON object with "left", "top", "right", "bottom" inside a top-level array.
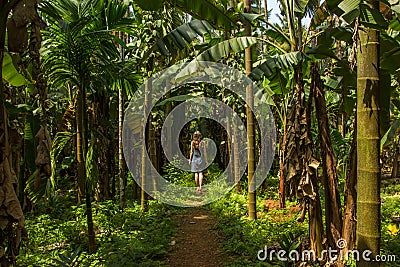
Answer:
[{"left": 166, "top": 208, "right": 228, "bottom": 267}]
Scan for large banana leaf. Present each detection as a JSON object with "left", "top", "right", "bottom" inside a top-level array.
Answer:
[
  {"left": 381, "top": 47, "right": 400, "bottom": 71},
  {"left": 134, "top": 0, "right": 235, "bottom": 30},
  {"left": 2, "top": 52, "right": 27, "bottom": 86},
  {"left": 381, "top": 119, "right": 400, "bottom": 148},
  {"left": 294, "top": 0, "right": 320, "bottom": 16},
  {"left": 166, "top": 0, "right": 236, "bottom": 30},
  {"left": 359, "top": 3, "right": 388, "bottom": 29},
  {"left": 380, "top": 33, "right": 400, "bottom": 71},
  {"left": 328, "top": 0, "right": 388, "bottom": 28},
  {"left": 263, "top": 28, "right": 293, "bottom": 52},
  {"left": 327, "top": 0, "right": 360, "bottom": 23},
  {"left": 157, "top": 19, "right": 212, "bottom": 56},
  {"left": 306, "top": 44, "right": 339, "bottom": 60},
  {"left": 250, "top": 52, "right": 303, "bottom": 82},
  {"left": 196, "top": 37, "right": 257, "bottom": 62}
]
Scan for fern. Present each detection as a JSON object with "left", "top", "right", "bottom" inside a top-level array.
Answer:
[
  {"left": 51, "top": 248, "right": 81, "bottom": 267},
  {"left": 51, "top": 132, "right": 75, "bottom": 188}
]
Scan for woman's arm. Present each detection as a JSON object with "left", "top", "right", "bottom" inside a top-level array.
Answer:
[
  {"left": 201, "top": 140, "right": 208, "bottom": 164},
  {"left": 189, "top": 141, "right": 193, "bottom": 162}
]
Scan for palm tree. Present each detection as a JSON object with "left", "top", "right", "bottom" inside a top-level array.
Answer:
[
  {"left": 356, "top": 0, "right": 381, "bottom": 265},
  {"left": 40, "top": 0, "right": 135, "bottom": 252},
  {"left": 244, "top": 0, "right": 257, "bottom": 220}
]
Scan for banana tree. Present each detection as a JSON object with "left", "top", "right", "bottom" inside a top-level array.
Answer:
[{"left": 0, "top": 0, "right": 39, "bottom": 264}]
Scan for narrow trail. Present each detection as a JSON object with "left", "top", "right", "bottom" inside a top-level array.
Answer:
[{"left": 166, "top": 208, "right": 229, "bottom": 267}]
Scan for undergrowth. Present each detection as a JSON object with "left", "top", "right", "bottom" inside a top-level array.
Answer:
[{"left": 18, "top": 196, "right": 180, "bottom": 267}]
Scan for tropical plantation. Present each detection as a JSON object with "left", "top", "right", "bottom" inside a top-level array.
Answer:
[{"left": 0, "top": 0, "right": 400, "bottom": 266}]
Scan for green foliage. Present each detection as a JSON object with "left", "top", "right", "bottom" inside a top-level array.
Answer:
[
  {"left": 51, "top": 249, "right": 81, "bottom": 267},
  {"left": 162, "top": 159, "right": 221, "bottom": 187},
  {"left": 136, "top": 0, "right": 236, "bottom": 30},
  {"left": 381, "top": 195, "right": 400, "bottom": 222},
  {"left": 85, "top": 134, "right": 99, "bottom": 193},
  {"left": 209, "top": 191, "right": 307, "bottom": 266},
  {"left": 51, "top": 132, "right": 74, "bottom": 188},
  {"left": 250, "top": 52, "right": 303, "bottom": 82},
  {"left": 381, "top": 187, "right": 400, "bottom": 266},
  {"left": 196, "top": 37, "right": 257, "bottom": 62},
  {"left": 2, "top": 52, "right": 28, "bottom": 86},
  {"left": 162, "top": 159, "right": 194, "bottom": 186},
  {"left": 156, "top": 19, "right": 212, "bottom": 57},
  {"left": 381, "top": 119, "right": 400, "bottom": 149},
  {"left": 18, "top": 196, "right": 178, "bottom": 267}
]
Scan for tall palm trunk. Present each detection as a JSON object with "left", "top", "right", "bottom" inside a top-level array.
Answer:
[
  {"left": 141, "top": 78, "right": 152, "bottom": 211},
  {"left": 76, "top": 88, "right": 86, "bottom": 203},
  {"left": 356, "top": 1, "right": 381, "bottom": 265},
  {"left": 146, "top": 63, "right": 158, "bottom": 193},
  {"left": 76, "top": 85, "right": 96, "bottom": 253},
  {"left": 244, "top": 0, "right": 256, "bottom": 220},
  {"left": 118, "top": 82, "right": 125, "bottom": 209},
  {"left": 279, "top": 127, "right": 286, "bottom": 208},
  {"left": 149, "top": 113, "right": 158, "bottom": 192},
  {"left": 118, "top": 32, "right": 126, "bottom": 209},
  {"left": 165, "top": 91, "right": 172, "bottom": 167},
  {"left": 233, "top": 104, "right": 241, "bottom": 192}
]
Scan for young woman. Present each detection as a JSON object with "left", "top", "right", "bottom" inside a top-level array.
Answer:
[{"left": 189, "top": 131, "right": 207, "bottom": 193}]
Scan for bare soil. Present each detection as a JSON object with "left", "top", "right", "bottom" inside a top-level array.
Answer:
[{"left": 166, "top": 208, "right": 229, "bottom": 267}]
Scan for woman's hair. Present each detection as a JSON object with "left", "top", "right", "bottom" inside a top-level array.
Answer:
[{"left": 192, "top": 131, "right": 202, "bottom": 149}]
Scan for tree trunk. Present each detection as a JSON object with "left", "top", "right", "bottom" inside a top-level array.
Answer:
[
  {"left": 118, "top": 31, "right": 126, "bottom": 209},
  {"left": 244, "top": 0, "right": 256, "bottom": 220},
  {"left": 76, "top": 88, "right": 86, "bottom": 203},
  {"left": 356, "top": 1, "right": 381, "bottom": 264},
  {"left": 391, "top": 138, "right": 400, "bottom": 179},
  {"left": 308, "top": 185, "right": 324, "bottom": 256},
  {"left": 76, "top": 85, "right": 96, "bottom": 253},
  {"left": 141, "top": 77, "right": 152, "bottom": 211},
  {"left": 294, "top": 14, "right": 324, "bottom": 257},
  {"left": 118, "top": 81, "right": 126, "bottom": 209},
  {"left": 146, "top": 75, "right": 157, "bottom": 194},
  {"left": 0, "top": 2, "right": 27, "bottom": 265},
  {"left": 85, "top": 187, "right": 96, "bottom": 253},
  {"left": 312, "top": 64, "right": 343, "bottom": 248},
  {"left": 108, "top": 136, "right": 116, "bottom": 200},
  {"left": 165, "top": 91, "right": 172, "bottom": 167},
  {"left": 342, "top": 126, "right": 357, "bottom": 254},
  {"left": 149, "top": 112, "right": 158, "bottom": 192},
  {"left": 279, "top": 126, "right": 286, "bottom": 208},
  {"left": 233, "top": 104, "right": 241, "bottom": 192}
]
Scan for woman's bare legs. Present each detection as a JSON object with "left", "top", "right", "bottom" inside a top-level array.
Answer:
[
  {"left": 195, "top": 173, "right": 199, "bottom": 191},
  {"left": 198, "top": 172, "right": 203, "bottom": 192}
]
